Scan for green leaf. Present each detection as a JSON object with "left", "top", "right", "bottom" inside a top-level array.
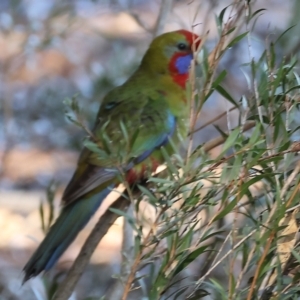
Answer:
[
  {"left": 177, "top": 225, "right": 196, "bottom": 252},
  {"left": 173, "top": 245, "right": 209, "bottom": 275},
  {"left": 134, "top": 235, "right": 141, "bottom": 255},
  {"left": 188, "top": 289, "right": 210, "bottom": 300},
  {"left": 137, "top": 185, "right": 158, "bottom": 203},
  {"left": 172, "top": 287, "right": 189, "bottom": 300},
  {"left": 215, "top": 14, "right": 222, "bottom": 36},
  {"left": 223, "top": 26, "right": 236, "bottom": 36},
  {"left": 83, "top": 140, "right": 106, "bottom": 156},
  {"left": 293, "top": 71, "right": 300, "bottom": 85},
  {"left": 119, "top": 120, "right": 129, "bottom": 144},
  {"left": 214, "top": 124, "right": 228, "bottom": 139},
  {"left": 160, "top": 146, "right": 179, "bottom": 176},
  {"left": 269, "top": 42, "right": 275, "bottom": 70},
  {"left": 275, "top": 24, "right": 296, "bottom": 44},
  {"left": 39, "top": 202, "right": 45, "bottom": 233},
  {"left": 218, "top": 6, "right": 229, "bottom": 25},
  {"left": 159, "top": 229, "right": 178, "bottom": 240},
  {"left": 130, "top": 127, "right": 140, "bottom": 148},
  {"left": 212, "top": 70, "right": 227, "bottom": 88},
  {"left": 221, "top": 128, "right": 240, "bottom": 154},
  {"left": 284, "top": 84, "right": 300, "bottom": 94},
  {"left": 215, "top": 85, "right": 238, "bottom": 107},
  {"left": 226, "top": 32, "right": 248, "bottom": 49},
  {"left": 239, "top": 174, "right": 268, "bottom": 199},
  {"left": 200, "top": 229, "right": 225, "bottom": 243},
  {"left": 249, "top": 8, "right": 266, "bottom": 21},
  {"left": 246, "top": 148, "right": 266, "bottom": 168},
  {"left": 228, "top": 153, "right": 242, "bottom": 181},
  {"left": 248, "top": 124, "right": 262, "bottom": 145},
  {"left": 212, "top": 197, "right": 237, "bottom": 222},
  {"left": 109, "top": 208, "right": 134, "bottom": 222}
]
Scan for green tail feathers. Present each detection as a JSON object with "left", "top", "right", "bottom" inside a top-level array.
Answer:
[{"left": 23, "top": 188, "right": 111, "bottom": 282}]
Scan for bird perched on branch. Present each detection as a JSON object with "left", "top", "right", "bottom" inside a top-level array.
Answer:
[{"left": 23, "top": 29, "right": 200, "bottom": 282}]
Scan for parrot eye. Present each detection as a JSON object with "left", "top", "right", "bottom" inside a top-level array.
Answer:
[{"left": 177, "top": 43, "right": 188, "bottom": 51}]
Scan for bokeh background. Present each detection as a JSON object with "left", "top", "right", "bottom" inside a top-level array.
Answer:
[{"left": 0, "top": 0, "right": 299, "bottom": 299}]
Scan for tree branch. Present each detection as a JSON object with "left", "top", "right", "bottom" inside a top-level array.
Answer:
[{"left": 105, "top": 203, "right": 135, "bottom": 300}]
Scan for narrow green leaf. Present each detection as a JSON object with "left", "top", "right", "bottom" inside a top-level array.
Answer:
[
  {"left": 248, "top": 124, "right": 262, "bottom": 145},
  {"left": 109, "top": 208, "right": 134, "bottom": 222},
  {"left": 223, "top": 27, "right": 236, "bottom": 36},
  {"left": 269, "top": 42, "right": 275, "bottom": 70},
  {"left": 200, "top": 230, "right": 225, "bottom": 243},
  {"left": 249, "top": 8, "right": 266, "bottom": 21},
  {"left": 160, "top": 146, "right": 179, "bottom": 175},
  {"left": 172, "top": 287, "right": 189, "bottom": 300},
  {"left": 212, "top": 70, "right": 227, "bottom": 88},
  {"left": 174, "top": 245, "right": 209, "bottom": 275},
  {"left": 119, "top": 120, "right": 129, "bottom": 144},
  {"left": 284, "top": 84, "right": 300, "bottom": 94},
  {"left": 212, "top": 198, "right": 237, "bottom": 222},
  {"left": 39, "top": 202, "right": 45, "bottom": 233},
  {"left": 215, "top": 13, "right": 222, "bottom": 36},
  {"left": 218, "top": 5, "right": 229, "bottom": 25},
  {"left": 275, "top": 25, "right": 296, "bottom": 44},
  {"left": 84, "top": 140, "right": 106, "bottom": 156},
  {"left": 215, "top": 85, "right": 238, "bottom": 107},
  {"left": 214, "top": 125, "right": 228, "bottom": 139},
  {"left": 239, "top": 174, "right": 268, "bottom": 198},
  {"left": 137, "top": 185, "right": 158, "bottom": 203},
  {"left": 227, "top": 32, "right": 248, "bottom": 49},
  {"left": 221, "top": 128, "right": 240, "bottom": 154}
]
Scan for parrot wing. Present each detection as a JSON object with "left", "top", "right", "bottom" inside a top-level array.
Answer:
[{"left": 62, "top": 91, "right": 175, "bottom": 205}]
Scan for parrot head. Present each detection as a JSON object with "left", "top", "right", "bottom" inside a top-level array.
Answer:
[{"left": 140, "top": 30, "right": 201, "bottom": 87}]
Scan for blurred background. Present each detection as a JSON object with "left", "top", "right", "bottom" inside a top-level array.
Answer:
[{"left": 0, "top": 0, "right": 299, "bottom": 299}]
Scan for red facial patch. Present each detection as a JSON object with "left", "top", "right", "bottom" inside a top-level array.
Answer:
[
  {"left": 168, "top": 30, "right": 201, "bottom": 88},
  {"left": 170, "top": 72, "right": 189, "bottom": 88},
  {"left": 169, "top": 52, "right": 191, "bottom": 88}
]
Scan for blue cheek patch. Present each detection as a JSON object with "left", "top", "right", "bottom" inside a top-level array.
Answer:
[{"left": 175, "top": 54, "right": 193, "bottom": 74}]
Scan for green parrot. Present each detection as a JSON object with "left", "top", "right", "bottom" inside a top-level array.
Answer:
[{"left": 23, "top": 29, "right": 200, "bottom": 282}]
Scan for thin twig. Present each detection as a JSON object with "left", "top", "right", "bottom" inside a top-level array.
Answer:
[
  {"left": 153, "top": 0, "right": 174, "bottom": 37},
  {"left": 189, "top": 106, "right": 237, "bottom": 136},
  {"left": 201, "top": 228, "right": 232, "bottom": 278},
  {"left": 202, "top": 120, "right": 256, "bottom": 153},
  {"left": 105, "top": 203, "right": 134, "bottom": 300},
  {"left": 121, "top": 207, "right": 167, "bottom": 300},
  {"left": 246, "top": 231, "right": 276, "bottom": 300}
]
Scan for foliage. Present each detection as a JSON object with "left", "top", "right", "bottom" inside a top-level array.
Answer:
[
  {"left": 2, "top": 0, "right": 300, "bottom": 300},
  {"left": 51, "top": 2, "right": 300, "bottom": 299}
]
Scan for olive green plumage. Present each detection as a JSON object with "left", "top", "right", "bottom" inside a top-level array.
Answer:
[{"left": 23, "top": 29, "right": 200, "bottom": 282}]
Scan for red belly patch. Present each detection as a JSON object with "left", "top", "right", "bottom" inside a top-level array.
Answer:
[{"left": 125, "top": 158, "right": 160, "bottom": 185}]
